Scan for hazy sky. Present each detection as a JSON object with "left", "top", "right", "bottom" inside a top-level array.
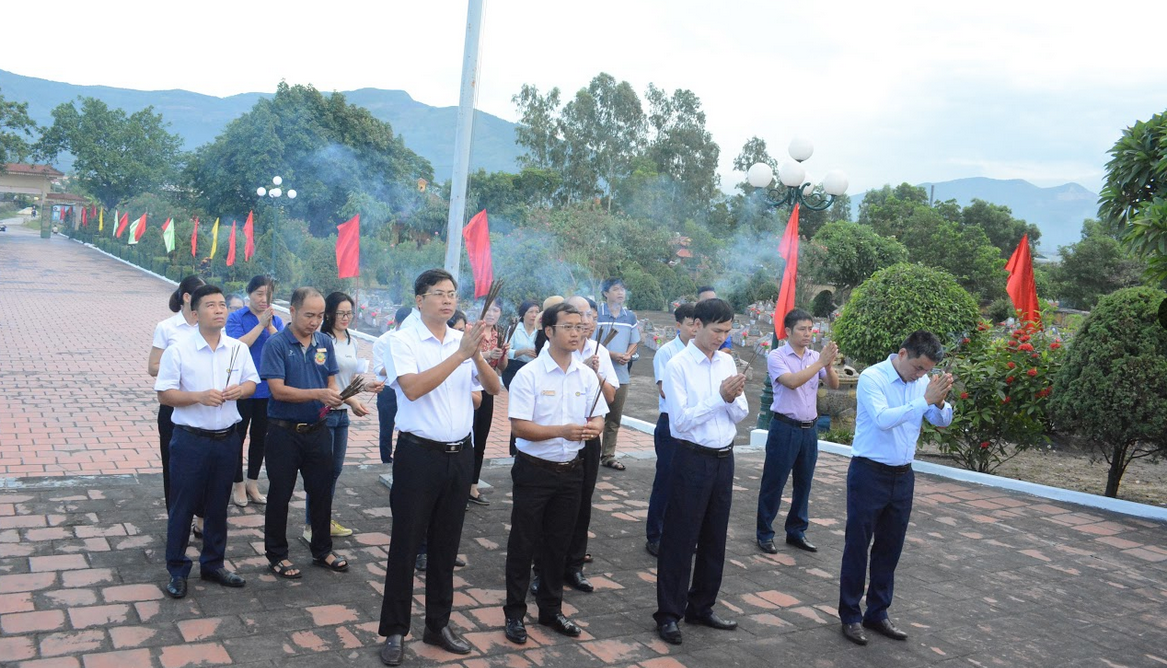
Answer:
[{"left": 6, "top": 0, "right": 1166, "bottom": 194}]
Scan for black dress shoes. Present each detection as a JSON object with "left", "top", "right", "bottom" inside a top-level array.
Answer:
[
  {"left": 565, "top": 571, "right": 594, "bottom": 593},
  {"left": 422, "top": 626, "right": 472, "bottom": 654},
  {"left": 165, "top": 576, "right": 187, "bottom": 599},
  {"left": 786, "top": 535, "right": 818, "bottom": 552},
  {"left": 684, "top": 611, "right": 738, "bottom": 630},
  {"left": 200, "top": 567, "right": 245, "bottom": 588},
  {"left": 863, "top": 617, "right": 908, "bottom": 640},
  {"left": 841, "top": 622, "right": 868, "bottom": 645},
  {"left": 455, "top": 556, "right": 467, "bottom": 567},
  {"left": 504, "top": 617, "right": 528, "bottom": 644},
  {"left": 658, "top": 620, "right": 683, "bottom": 645},
  {"left": 415, "top": 553, "right": 427, "bottom": 572},
  {"left": 758, "top": 539, "right": 778, "bottom": 554},
  {"left": 529, "top": 573, "right": 540, "bottom": 596},
  {"left": 539, "top": 612, "right": 581, "bottom": 637},
  {"left": 380, "top": 634, "right": 404, "bottom": 665},
  {"left": 645, "top": 541, "right": 659, "bottom": 557}
]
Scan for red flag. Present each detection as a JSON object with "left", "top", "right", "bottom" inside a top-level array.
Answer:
[
  {"left": 133, "top": 214, "right": 148, "bottom": 241},
  {"left": 243, "top": 210, "right": 256, "bottom": 261},
  {"left": 115, "top": 213, "right": 129, "bottom": 238},
  {"left": 191, "top": 218, "right": 199, "bottom": 258},
  {"left": 81, "top": 207, "right": 88, "bottom": 226},
  {"left": 226, "top": 222, "right": 237, "bottom": 266},
  {"left": 1005, "top": 233, "right": 1041, "bottom": 329},
  {"left": 772, "top": 204, "right": 801, "bottom": 340},
  {"left": 336, "top": 214, "right": 360, "bottom": 279},
  {"left": 462, "top": 209, "right": 493, "bottom": 299}
]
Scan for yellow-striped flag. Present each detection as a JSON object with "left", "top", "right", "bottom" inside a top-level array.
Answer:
[
  {"left": 209, "top": 218, "right": 220, "bottom": 259},
  {"left": 98, "top": 208, "right": 104, "bottom": 232}
]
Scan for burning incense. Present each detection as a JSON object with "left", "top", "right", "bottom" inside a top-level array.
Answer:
[
  {"left": 317, "top": 376, "right": 367, "bottom": 419},
  {"left": 479, "top": 280, "right": 504, "bottom": 321}
]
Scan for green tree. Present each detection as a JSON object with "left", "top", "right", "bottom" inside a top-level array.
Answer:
[
  {"left": 1052, "top": 220, "right": 1147, "bottom": 309},
  {"left": 34, "top": 97, "right": 183, "bottom": 209},
  {"left": 960, "top": 199, "right": 1042, "bottom": 257},
  {"left": 1049, "top": 286, "right": 1167, "bottom": 497},
  {"left": 857, "top": 183, "right": 929, "bottom": 232},
  {"left": 0, "top": 88, "right": 38, "bottom": 167},
  {"left": 512, "top": 84, "right": 564, "bottom": 172},
  {"left": 560, "top": 73, "right": 645, "bottom": 210},
  {"left": 641, "top": 84, "right": 720, "bottom": 217},
  {"left": 834, "top": 263, "right": 981, "bottom": 366},
  {"left": 805, "top": 221, "right": 909, "bottom": 300},
  {"left": 1098, "top": 110, "right": 1167, "bottom": 280}
]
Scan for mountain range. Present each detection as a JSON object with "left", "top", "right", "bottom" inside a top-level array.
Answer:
[{"left": 2, "top": 69, "right": 1098, "bottom": 253}]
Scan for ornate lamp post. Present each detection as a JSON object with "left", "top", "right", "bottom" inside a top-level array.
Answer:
[
  {"left": 256, "top": 176, "right": 296, "bottom": 279},
  {"left": 747, "top": 138, "right": 848, "bottom": 429}
]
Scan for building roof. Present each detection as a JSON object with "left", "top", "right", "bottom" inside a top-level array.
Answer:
[
  {"left": 45, "top": 193, "right": 88, "bottom": 203},
  {"left": 3, "top": 163, "right": 65, "bottom": 178}
]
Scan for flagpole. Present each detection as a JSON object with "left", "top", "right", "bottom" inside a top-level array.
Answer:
[{"left": 442, "top": 0, "right": 486, "bottom": 285}]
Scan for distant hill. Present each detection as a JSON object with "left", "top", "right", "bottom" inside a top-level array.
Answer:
[
  {"left": 853, "top": 177, "right": 1099, "bottom": 255},
  {"left": 0, "top": 68, "right": 524, "bottom": 180}
]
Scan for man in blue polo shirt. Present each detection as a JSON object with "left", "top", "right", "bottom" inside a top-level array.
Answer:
[
  {"left": 595, "top": 278, "right": 639, "bottom": 471},
  {"left": 260, "top": 287, "right": 347, "bottom": 580}
]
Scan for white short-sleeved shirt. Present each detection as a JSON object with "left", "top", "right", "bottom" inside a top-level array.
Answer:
[
  {"left": 384, "top": 321, "right": 480, "bottom": 442},
  {"left": 152, "top": 312, "right": 197, "bottom": 350},
  {"left": 664, "top": 341, "right": 749, "bottom": 448},
  {"left": 330, "top": 332, "right": 361, "bottom": 412},
  {"left": 508, "top": 348, "right": 609, "bottom": 462},
  {"left": 154, "top": 330, "right": 260, "bottom": 430},
  {"left": 653, "top": 336, "right": 686, "bottom": 413},
  {"left": 538, "top": 339, "right": 621, "bottom": 389}
]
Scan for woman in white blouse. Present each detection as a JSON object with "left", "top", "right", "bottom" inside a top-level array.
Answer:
[{"left": 502, "top": 300, "right": 540, "bottom": 389}]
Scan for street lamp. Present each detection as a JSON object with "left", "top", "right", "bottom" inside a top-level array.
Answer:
[
  {"left": 748, "top": 138, "right": 848, "bottom": 429},
  {"left": 256, "top": 176, "right": 297, "bottom": 278}
]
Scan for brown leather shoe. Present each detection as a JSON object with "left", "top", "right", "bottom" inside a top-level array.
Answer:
[
  {"left": 863, "top": 617, "right": 908, "bottom": 640},
  {"left": 842, "top": 622, "right": 868, "bottom": 645}
]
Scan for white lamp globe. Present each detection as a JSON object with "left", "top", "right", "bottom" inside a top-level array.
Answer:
[
  {"left": 788, "top": 137, "right": 814, "bottom": 162},
  {"left": 778, "top": 160, "right": 806, "bottom": 188},
  {"left": 270, "top": 188, "right": 282, "bottom": 198},
  {"left": 272, "top": 176, "right": 282, "bottom": 186},
  {"left": 823, "top": 169, "right": 849, "bottom": 196},
  {"left": 256, "top": 187, "right": 267, "bottom": 197},
  {"left": 802, "top": 183, "right": 816, "bottom": 198},
  {"left": 747, "top": 163, "right": 774, "bottom": 189},
  {"left": 287, "top": 189, "right": 297, "bottom": 199}
]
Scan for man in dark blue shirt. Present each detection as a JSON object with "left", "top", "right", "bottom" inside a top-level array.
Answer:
[{"left": 260, "top": 287, "right": 347, "bottom": 579}]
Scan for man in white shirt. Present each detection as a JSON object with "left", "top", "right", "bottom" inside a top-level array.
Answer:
[
  {"left": 378, "top": 269, "right": 500, "bottom": 667},
  {"left": 502, "top": 303, "right": 607, "bottom": 645},
  {"left": 372, "top": 306, "right": 417, "bottom": 464},
  {"left": 155, "top": 285, "right": 258, "bottom": 599},
  {"left": 645, "top": 303, "right": 698, "bottom": 557},
  {"left": 654, "top": 298, "right": 749, "bottom": 645},
  {"left": 839, "top": 330, "right": 952, "bottom": 646}
]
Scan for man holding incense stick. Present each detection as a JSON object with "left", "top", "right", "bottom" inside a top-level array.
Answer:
[
  {"left": 156, "top": 285, "right": 257, "bottom": 599},
  {"left": 502, "top": 302, "right": 607, "bottom": 644},
  {"left": 595, "top": 277, "right": 639, "bottom": 471},
  {"left": 378, "top": 269, "right": 500, "bottom": 666}
]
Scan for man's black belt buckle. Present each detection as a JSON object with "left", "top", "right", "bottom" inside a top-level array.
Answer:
[
  {"left": 517, "top": 450, "right": 581, "bottom": 473},
  {"left": 178, "top": 424, "right": 235, "bottom": 440},
  {"left": 404, "top": 432, "right": 468, "bottom": 454},
  {"left": 857, "top": 456, "right": 912, "bottom": 474},
  {"left": 681, "top": 439, "right": 734, "bottom": 458},
  {"left": 271, "top": 418, "right": 325, "bottom": 434},
  {"left": 774, "top": 412, "right": 817, "bottom": 429}
]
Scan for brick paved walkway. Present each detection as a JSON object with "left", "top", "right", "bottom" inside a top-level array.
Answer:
[{"left": 0, "top": 222, "right": 651, "bottom": 478}]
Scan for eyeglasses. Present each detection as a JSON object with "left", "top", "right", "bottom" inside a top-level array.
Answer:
[
  {"left": 552, "top": 324, "right": 587, "bottom": 332},
  {"left": 423, "top": 290, "right": 458, "bottom": 300},
  {"left": 335, "top": 311, "right": 353, "bottom": 318}
]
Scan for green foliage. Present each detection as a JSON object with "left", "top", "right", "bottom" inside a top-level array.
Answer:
[
  {"left": 34, "top": 97, "right": 183, "bottom": 209},
  {"left": 0, "top": 87, "right": 38, "bottom": 165},
  {"left": 986, "top": 297, "right": 1014, "bottom": 323},
  {"left": 1098, "top": 111, "right": 1167, "bottom": 281},
  {"left": 1049, "top": 286, "right": 1167, "bottom": 497},
  {"left": 805, "top": 221, "right": 909, "bottom": 299},
  {"left": 834, "top": 263, "right": 981, "bottom": 366},
  {"left": 960, "top": 199, "right": 1041, "bottom": 257},
  {"left": 624, "top": 268, "right": 665, "bottom": 311},
  {"left": 1052, "top": 220, "right": 1147, "bottom": 309},
  {"left": 820, "top": 428, "right": 853, "bottom": 445},
  {"left": 811, "top": 290, "right": 835, "bottom": 318},
  {"left": 923, "top": 323, "right": 1064, "bottom": 473},
  {"left": 724, "top": 269, "right": 780, "bottom": 312}
]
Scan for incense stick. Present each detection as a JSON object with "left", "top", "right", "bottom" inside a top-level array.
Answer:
[
  {"left": 600, "top": 328, "right": 618, "bottom": 349},
  {"left": 479, "top": 280, "right": 504, "bottom": 321},
  {"left": 224, "top": 345, "right": 241, "bottom": 389},
  {"left": 317, "top": 376, "right": 367, "bottom": 419},
  {"left": 740, "top": 344, "right": 764, "bottom": 375}
]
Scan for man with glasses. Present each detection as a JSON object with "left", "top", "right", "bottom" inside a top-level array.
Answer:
[
  {"left": 260, "top": 287, "right": 347, "bottom": 580},
  {"left": 377, "top": 269, "right": 500, "bottom": 666}
]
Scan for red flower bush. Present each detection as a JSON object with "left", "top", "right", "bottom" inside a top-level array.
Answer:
[{"left": 1027, "top": 368, "right": 1038, "bottom": 377}]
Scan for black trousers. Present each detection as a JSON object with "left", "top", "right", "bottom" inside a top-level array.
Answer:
[
  {"left": 654, "top": 444, "right": 734, "bottom": 625},
  {"left": 471, "top": 392, "right": 494, "bottom": 485},
  {"left": 503, "top": 455, "right": 583, "bottom": 621},
  {"left": 379, "top": 434, "right": 473, "bottom": 638},
  {"left": 235, "top": 398, "right": 269, "bottom": 482},
  {"left": 165, "top": 428, "right": 237, "bottom": 577},
  {"left": 263, "top": 422, "right": 333, "bottom": 563},
  {"left": 158, "top": 404, "right": 175, "bottom": 511},
  {"left": 535, "top": 438, "right": 598, "bottom": 577}
]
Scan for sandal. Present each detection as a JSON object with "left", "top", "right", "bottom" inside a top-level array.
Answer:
[
  {"left": 583, "top": 553, "right": 593, "bottom": 564},
  {"left": 269, "top": 560, "right": 302, "bottom": 579},
  {"left": 602, "top": 459, "right": 626, "bottom": 471},
  {"left": 312, "top": 552, "right": 349, "bottom": 572}
]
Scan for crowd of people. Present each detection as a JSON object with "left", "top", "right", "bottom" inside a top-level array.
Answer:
[{"left": 147, "top": 269, "right": 954, "bottom": 664}]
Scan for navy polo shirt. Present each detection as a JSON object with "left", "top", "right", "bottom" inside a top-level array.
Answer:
[{"left": 260, "top": 327, "right": 339, "bottom": 422}]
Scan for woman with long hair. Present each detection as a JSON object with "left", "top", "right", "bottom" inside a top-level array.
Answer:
[
  {"left": 469, "top": 300, "right": 507, "bottom": 506},
  {"left": 501, "top": 300, "right": 540, "bottom": 389}
]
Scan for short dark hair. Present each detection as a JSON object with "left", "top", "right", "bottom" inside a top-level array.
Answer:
[
  {"left": 901, "top": 330, "right": 944, "bottom": 363},
  {"left": 290, "top": 287, "right": 323, "bottom": 309},
  {"left": 541, "top": 303, "right": 581, "bottom": 333},
  {"left": 696, "top": 285, "right": 716, "bottom": 296},
  {"left": 190, "top": 284, "right": 223, "bottom": 310},
  {"left": 395, "top": 306, "right": 414, "bottom": 330},
  {"left": 447, "top": 310, "right": 467, "bottom": 328},
  {"left": 169, "top": 275, "right": 206, "bottom": 312},
  {"left": 674, "top": 303, "right": 696, "bottom": 322},
  {"left": 246, "top": 274, "right": 275, "bottom": 296},
  {"left": 694, "top": 298, "right": 734, "bottom": 325},
  {"left": 322, "top": 291, "right": 353, "bottom": 335},
  {"left": 783, "top": 308, "right": 814, "bottom": 331},
  {"left": 585, "top": 297, "right": 598, "bottom": 312},
  {"left": 601, "top": 278, "right": 625, "bottom": 295},
  {"left": 414, "top": 268, "right": 456, "bottom": 296}
]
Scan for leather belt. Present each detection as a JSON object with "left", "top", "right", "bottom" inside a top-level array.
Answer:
[
  {"left": 679, "top": 439, "right": 734, "bottom": 458},
  {"left": 400, "top": 431, "right": 470, "bottom": 454},
  {"left": 516, "top": 450, "right": 582, "bottom": 473},
  {"left": 772, "top": 412, "right": 817, "bottom": 429},
  {"left": 270, "top": 418, "right": 327, "bottom": 434},
  {"left": 855, "top": 456, "right": 912, "bottom": 473},
  {"left": 176, "top": 424, "right": 237, "bottom": 440}
]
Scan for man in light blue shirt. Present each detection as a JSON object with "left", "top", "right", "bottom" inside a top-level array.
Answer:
[{"left": 839, "top": 330, "right": 953, "bottom": 646}]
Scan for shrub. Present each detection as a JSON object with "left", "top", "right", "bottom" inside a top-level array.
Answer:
[
  {"left": 922, "top": 322, "right": 1065, "bottom": 473},
  {"left": 986, "top": 297, "right": 1014, "bottom": 323},
  {"left": 1049, "top": 286, "right": 1167, "bottom": 497},
  {"left": 821, "top": 428, "right": 853, "bottom": 445},
  {"left": 724, "top": 269, "right": 781, "bottom": 312},
  {"left": 811, "top": 289, "right": 834, "bottom": 318},
  {"left": 624, "top": 268, "right": 665, "bottom": 312},
  {"left": 833, "top": 263, "right": 982, "bottom": 366}
]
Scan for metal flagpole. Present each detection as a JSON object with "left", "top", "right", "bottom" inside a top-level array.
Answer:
[{"left": 443, "top": 0, "right": 486, "bottom": 285}]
